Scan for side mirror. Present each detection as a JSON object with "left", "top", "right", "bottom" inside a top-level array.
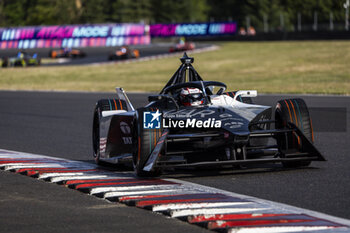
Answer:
[
  {"left": 217, "top": 87, "right": 225, "bottom": 95},
  {"left": 148, "top": 95, "right": 163, "bottom": 102},
  {"left": 235, "top": 90, "right": 257, "bottom": 98}
]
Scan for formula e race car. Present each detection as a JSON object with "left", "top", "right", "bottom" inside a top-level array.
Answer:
[
  {"left": 108, "top": 46, "right": 140, "bottom": 60},
  {"left": 92, "top": 53, "right": 325, "bottom": 176},
  {"left": 169, "top": 42, "right": 195, "bottom": 53},
  {"left": 49, "top": 48, "right": 86, "bottom": 58},
  {"left": 1, "top": 51, "right": 41, "bottom": 67}
]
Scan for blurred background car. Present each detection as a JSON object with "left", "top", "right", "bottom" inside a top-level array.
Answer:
[
  {"left": 1, "top": 51, "right": 41, "bottom": 67},
  {"left": 49, "top": 48, "right": 86, "bottom": 58},
  {"left": 169, "top": 38, "right": 195, "bottom": 53},
  {"left": 108, "top": 46, "right": 140, "bottom": 60}
]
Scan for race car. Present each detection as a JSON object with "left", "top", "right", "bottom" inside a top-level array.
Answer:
[
  {"left": 108, "top": 46, "right": 140, "bottom": 60},
  {"left": 169, "top": 41, "right": 195, "bottom": 53},
  {"left": 49, "top": 48, "right": 86, "bottom": 58},
  {"left": 1, "top": 51, "right": 41, "bottom": 67},
  {"left": 92, "top": 53, "right": 325, "bottom": 176}
]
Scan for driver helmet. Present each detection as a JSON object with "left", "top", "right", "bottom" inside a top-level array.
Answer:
[
  {"left": 121, "top": 46, "right": 127, "bottom": 53},
  {"left": 179, "top": 88, "right": 205, "bottom": 106}
]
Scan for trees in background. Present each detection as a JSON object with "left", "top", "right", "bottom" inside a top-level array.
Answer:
[
  {"left": 0, "top": 0, "right": 347, "bottom": 31},
  {"left": 206, "top": 0, "right": 344, "bottom": 32}
]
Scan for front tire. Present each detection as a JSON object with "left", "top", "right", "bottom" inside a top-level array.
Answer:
[
  {"left": 92, "top": 104, "right": 102, "bottom": 164},
  {"left": 132, "top": 108, "right": 162, "bottom": 177},
  {"left": 275, "top": 98, "right": 313, "bottom": 168},
  {"left": 92, "top": 99, "right": 127, "bottom": 165}
]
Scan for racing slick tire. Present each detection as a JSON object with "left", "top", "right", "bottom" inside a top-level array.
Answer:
[
  {"left": 132, "top": 50, "right": 140, "bottom": 59},
  {"left": 1, "top": 57, "right": 8, "bottom": 67},
  {"left": 14, "top": 59, "right": 24, "bottom": 67},
  {"left": 49, "top": 50, "right": 57, "bottom": 58},
  {"left": 79, "top": 52, "right": 86, "bottom": 58},
  {"left": 132, "top": 108, "right": 162, "bottom": 177},
  {"left": 108, "top": 54, "right": 116, "bottom": 60},
  {"left": 92, "top": 99, "right": 127, "bottom": 165},
  {"left": 275, "top": 98, "right": 313, "bottom": 168}
]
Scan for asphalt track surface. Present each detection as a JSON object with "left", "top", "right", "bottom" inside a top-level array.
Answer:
[
  {"left": 0, "top": 43, "right": 208, "bottom": 66},
  {"left": 0, "top": 90, "right": 349, "bottom": 233}
]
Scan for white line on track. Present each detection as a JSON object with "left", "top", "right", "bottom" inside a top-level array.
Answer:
[
  {"left": 50, "top": 175, "right": 132, "bottom": 183},
  {"left": 104, "top": 189, "right": 181, "bottom": 199},
  {"left": 38, "top": 172, "right": 98, "bottom": 179},
  {"left": 152, "top": 202, "right": 253, "bottom": 212},
  {"left": 3, "top": 164, "right": 70, "bottom": 170},
  {"left": 228, "top": 226, "right": 345, "bottom": 233},
  {"left": 90, "top": 184, "right": 183, "bottom": 195},
  {"left": 170, "top": 207, "right": 271, "bottom": 218}
]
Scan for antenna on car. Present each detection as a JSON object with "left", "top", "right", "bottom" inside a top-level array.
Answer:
[
  {"left": 180, "top": 52, "right": 194, "bottom": 65},
  {"left": 159, "top": 53, "right": 203, "bottom": 94}
]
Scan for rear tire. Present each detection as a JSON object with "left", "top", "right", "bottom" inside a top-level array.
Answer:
[
  {"left": 132, "top": 108, "right": 162, "bottom": 177},
  {"left": 92, "top": 99, "right": 127, "bottom": 165},
  {"left": 49, "top": 50, "right": 57, "bottom": 58},
  {"left": 1, "top": 57, "right": 8, "bottom": 67},
  {"left": 275, "top": 98, "right": 313, "bottom": 168}
]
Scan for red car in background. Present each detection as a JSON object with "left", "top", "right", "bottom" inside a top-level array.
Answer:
[{"left": 169, "top": 42, "right": 195, "bottom": 53}]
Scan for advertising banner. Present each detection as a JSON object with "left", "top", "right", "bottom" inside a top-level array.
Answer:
[{"left": 150, "top": 22, "right": 237, "bottom": 37}]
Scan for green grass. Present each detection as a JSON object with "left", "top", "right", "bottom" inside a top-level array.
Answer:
[{"left": 0, "top": 41, "right": 349, "bottom": 94}]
